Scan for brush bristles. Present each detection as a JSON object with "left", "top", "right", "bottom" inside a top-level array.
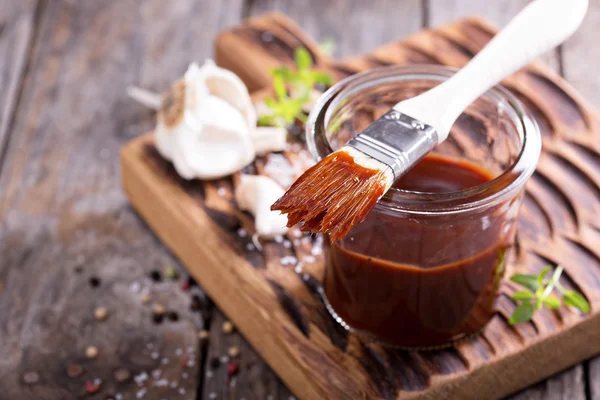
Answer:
[{"left": 271, "top": 147, "right": 393, "bottom": 241}]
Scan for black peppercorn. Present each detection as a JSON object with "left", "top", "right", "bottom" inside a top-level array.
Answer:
[{"left": 149, "top": 270, "right": 161, "bottom": 282}]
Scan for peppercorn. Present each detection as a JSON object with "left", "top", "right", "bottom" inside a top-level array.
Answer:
[
  {"left": 209, "top": 357, "right": 220, "bottom": 369},
  {"left": 86, "top": 346, "right": 98, "bottom": 359},
  {"left": 222, "top": 321, "right": 234, "bottom": 334},
  {"left": 94, "top": 307, "right": 108, "bottom": 321},
  {"left": 226, "top": 361, "right": 239, "bottom": 376}
]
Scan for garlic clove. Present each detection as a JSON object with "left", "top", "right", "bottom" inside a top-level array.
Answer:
[
  {"left": 197, "top": 60, "right": 257, "bottom": 131},
  {"left": 235, "top": 175, "right": 289, "bottom": 238},
  {"left": 172, "top": 96, "right": 254, "bottom": 180},
  {"left": 251, "top": 127, "right": 288, "bottom": 155}
]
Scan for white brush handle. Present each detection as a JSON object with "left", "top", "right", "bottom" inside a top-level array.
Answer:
[{"left": 394, "top": 0, "right": 588, "bottom": 142}]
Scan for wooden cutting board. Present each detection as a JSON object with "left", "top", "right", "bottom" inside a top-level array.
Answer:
[{"left": 121, "top": 13, "right": 600, "bottom": 400}]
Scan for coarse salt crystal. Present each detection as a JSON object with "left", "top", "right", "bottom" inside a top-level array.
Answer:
[
  {"left": 154, "top": 378, "right": 169, "bottom": 387},
  {"left": 130, "top": 281, "right": 141, "bottom": 293},
  {"left": 134, "top": 371, "right": 148, "bottom": 386},
  {"left": 303, "top": 255, "right": 315, "bottom": 264},
  {"left": 237, "top": 228, "right": 247, "bottom": 237},
  {"left": 280, "top": 256, "right": 297, "bottom": 266}
]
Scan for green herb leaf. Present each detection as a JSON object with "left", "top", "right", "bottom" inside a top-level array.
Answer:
[
  {"left": 271, "top": 66, "right": 294, "bottom": 80},
  {"left": 511, "top": 290, "right": 534, "bottom": 301},
  {"left": 510, "top": 274, "right": 540, "bottom": 291},
  {"left": 257, "top": 114, "right": 277, "bottom": 127},
  {"left": 563, "top": 290, "right": 591, "bottom": 313},
  {"left": 537, "top": 266, "right": 552, "bottom": 284},
  {"left": 509, "top": 302, "right": 535, "bottom": 325},
  {"left": 264, "top": 97, "right": 276, "bottom": 108},
  {"left": 312, "top": 71, "right": 333, "bottom": 86},
  {"left": 295, "top": 48, "right": 312, "bottom": 71},
  {"left": 543, "top": 295, "right": 561, "bottom": 309},
  {"left": 273, "top": 75, "right": 287, "bottom": 100},
  {"left": 260, "top": 47, "right": 333, "bottom": 128},
  {"left": 509, "top": 266, "right": 589, "bottom": 324}
]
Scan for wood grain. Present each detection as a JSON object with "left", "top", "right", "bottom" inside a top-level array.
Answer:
[
  {"left": 122, "top": 14, "right": 600, "bottom": 399},
  {"left": 510, "top": 365, "right": 586, "bottom": 400},
  {"left": 215, "top": 12, "right": 330, "bottom": 92},
  {"left": 247, "top": 0, "right": 422, "bottom": 58},
  {"left": 427, "top": 0, "right": 561, "bottom": 71},
  {"left": 0, "top": 0, "right": 38, "bottom": 173},
  {"left": 201, "top": 310, "right": 295, "bottom": 400},
  {"left": 0, "top": 1, "right": 244, "bottom": 399}
]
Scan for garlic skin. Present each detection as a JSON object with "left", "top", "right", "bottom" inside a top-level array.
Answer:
[
  {"left": 235, "top": 175, "right": 289, "bottom": 237},
  {"left": 155, "top": 61, "right": 256, "bottom": 180}
]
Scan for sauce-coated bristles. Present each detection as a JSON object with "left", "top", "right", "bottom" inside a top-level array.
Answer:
[{"left": 271, "top": 149, "right": 391, "bottom": 241}]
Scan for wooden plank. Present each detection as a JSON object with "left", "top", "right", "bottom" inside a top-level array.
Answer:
[
  {"left": 509, "top": 365, "right": 586, "bottom": 400},
  {"left": 0, "top": 1, "right": 244, "bottom": 399},
  {"left": 202, "top": 310, "right": 295, "bottom": 400},
  {"left": 123, "top": 14, "right": 600, "bottom": 399},
  {"left": 247, "top": 0, "right": 423, "bottom": 58},
  {"left": 561, "top": 1, "right": 600, "bottom": 393},
  {"left": 0, "top": 0, "right": 38, "bottom": 171},
  {"left": 562, "top": 0, "right": 600, "bottom": 108},
  {"left": 590, "top": 358, "right": 600, "bottom": 400},
  {"left": 216, "top": 0, "right": 422, "bottom": 92},
  {"left": 427, "top": 0, "right": 561, "bottom": 71}
]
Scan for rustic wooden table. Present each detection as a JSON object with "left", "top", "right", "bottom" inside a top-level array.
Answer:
[{"left": 1, "top": 1, "right": 598, "bottom": 399}]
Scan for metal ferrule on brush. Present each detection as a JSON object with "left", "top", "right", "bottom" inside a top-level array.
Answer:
[{"left": 346, "top": 110, "right": 439, "bottom": 180}]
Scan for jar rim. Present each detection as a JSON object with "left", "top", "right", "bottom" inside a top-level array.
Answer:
[{"left": 305, "top": 65, "right": 541, "bottom": 215}]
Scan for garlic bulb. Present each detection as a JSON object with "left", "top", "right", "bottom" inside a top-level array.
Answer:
[
  {"left": 235, "top": 175, "right": 288, "bottom": 237},
  {"left": 155, "top": 62, "right": 255, "bottom": 180}
]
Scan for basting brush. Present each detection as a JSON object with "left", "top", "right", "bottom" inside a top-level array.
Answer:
[{"left": 272, "top": 0, "right": 588, "bottom": 241}]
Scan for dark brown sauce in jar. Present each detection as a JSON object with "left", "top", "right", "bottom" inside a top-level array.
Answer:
[{"left": 324, "top": 154, "right": 511, "bottom": 348}]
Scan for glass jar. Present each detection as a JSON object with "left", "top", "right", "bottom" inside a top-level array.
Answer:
[{"left": 305, "top": 65, "right": 541, "bottom": 348}]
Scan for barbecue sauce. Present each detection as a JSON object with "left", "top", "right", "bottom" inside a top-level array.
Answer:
[{"left": 324, "top": 154, "right": 509, "bottom": 348}]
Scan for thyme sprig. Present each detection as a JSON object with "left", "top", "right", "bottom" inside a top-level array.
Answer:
[
  {"left": 509, "top": 265, "right": 590, "bottom": 324},
  {"left": 258, "top": 48, "right": 333, "bottom": 128}
]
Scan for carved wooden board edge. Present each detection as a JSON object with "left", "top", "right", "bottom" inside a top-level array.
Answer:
[{"left": 214, "top": 12, "right": 332, "bottom": 92}]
